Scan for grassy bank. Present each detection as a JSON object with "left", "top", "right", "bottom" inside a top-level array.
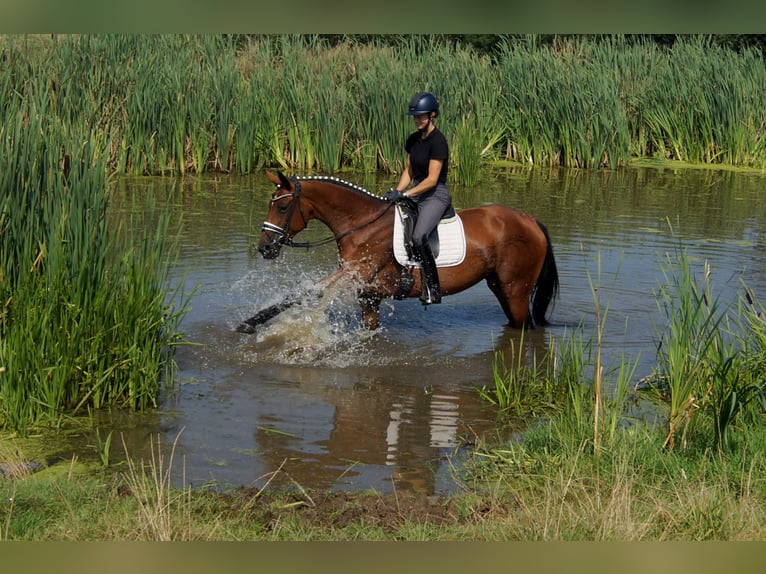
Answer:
[
  {"left": 2, "top": 34, "right": 765, "bottom": 185},
  {"left": 1, "top": 407, "right": 765, "bottom": 540}
]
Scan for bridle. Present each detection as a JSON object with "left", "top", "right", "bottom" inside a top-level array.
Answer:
[
  {"left": 261, "top": 176, "right": 395, "bottom": 250},
  {"left": 260, "top": 177, "right": 308, "bottom": 248}
]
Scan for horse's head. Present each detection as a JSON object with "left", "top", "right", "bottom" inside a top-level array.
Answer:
[{"left": 258, "top": 171, "right": 310, "bottom": 259}]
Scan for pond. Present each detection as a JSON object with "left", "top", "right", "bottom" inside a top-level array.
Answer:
[{"left": 93, "top": 166, "right": 766, "bottom": 495}]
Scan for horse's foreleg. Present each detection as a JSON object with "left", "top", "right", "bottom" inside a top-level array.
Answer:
[
  {"left": 237, "top": 288, "right": 322, "bottom": 333},
  {"left": 238, "top": 266, "right": 382, "bottom": 333},
  {"left": 324, "top": 267, "right": 383, "bottom": 330},
  {"left": 312, "top": 268, "right": 382, "bottom": 328},
  {"left": 237, "top": 269, "right": 343, "bottom": 333}
]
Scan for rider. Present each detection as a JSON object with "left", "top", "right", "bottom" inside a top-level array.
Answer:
[{"left": 383, "top": 91, "right": 452, "bottom": 305}]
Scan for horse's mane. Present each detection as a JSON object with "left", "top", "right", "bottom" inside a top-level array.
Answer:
[{"left": 295, "top": 175, "right": 382, "bottom": 200}]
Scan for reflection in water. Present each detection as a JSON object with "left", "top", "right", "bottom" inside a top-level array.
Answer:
[{"left": 92, "top": 167, "right": 766, "bottom": 494}]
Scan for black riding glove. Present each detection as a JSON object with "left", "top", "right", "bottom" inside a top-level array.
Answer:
[{"left": 383, "top": 189, "right": 405, "bottom": 202}]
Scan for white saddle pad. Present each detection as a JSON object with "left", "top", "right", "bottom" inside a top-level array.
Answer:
[{"left": 393, "top": 205, "right": 466, "bottom": 268}]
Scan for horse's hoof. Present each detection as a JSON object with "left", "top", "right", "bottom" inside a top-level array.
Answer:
[{"left": 236, "top": 323, "right": 256, "bottom": 334}]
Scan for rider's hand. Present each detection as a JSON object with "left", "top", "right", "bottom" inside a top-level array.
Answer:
[{"left": 383, "top": 189, "right": 405, "bottom": 202}]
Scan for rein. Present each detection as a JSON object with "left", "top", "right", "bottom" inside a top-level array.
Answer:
[{"left": 263, "top": 177, "right": 394, "bottom": 250}]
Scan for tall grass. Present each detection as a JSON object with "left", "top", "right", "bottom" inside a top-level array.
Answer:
[
  {"left": 346, "top": 41, "right": 413, "bottom": 174},
  {"left": 467, "top": 245, "right": 766, "bottom": 540},
  {"left": 478, "top": 330, "right": 562, "bottom": 419},
  {"left": 481, "top": 240, "right": 765, "bottom": 458},
  {"left": 0, "top": 54, "right": 188, "bottom": 433},
  {"left": 481, "top": 245, "right": 639, "bottom": 453},
  {"left": 237, "top": 37, "right": 288, "bottom": 172},
  {"left": 3, "top": 34, "right": 765, "bottom": 184},
  {"left": 481, "top": 319, "right": 637, "bottom": 450},
  {"left": 652, "top": 244, "right": 766, "bottom": 451},
  {"left": 120, "top": 432, "right": 191, "bottom": 541},
  {"left": 495, "top": 36, "right": 632, "bottom": 169}
]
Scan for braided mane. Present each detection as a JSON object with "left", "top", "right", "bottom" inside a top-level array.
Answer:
[{"left": 295, "top": 175, "right": 381, "bottom": 199}]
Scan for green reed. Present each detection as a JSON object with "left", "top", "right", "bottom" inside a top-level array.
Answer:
[
  {"left": 481, "top": 239, "right": 765, "bottom": 455},
  {"left": 736, "top": 283, "right": 766, "bottom": 425},
  {"left": 4, "top": 34, "right": 765, "bottom": 181},
  {"left": 650, "top": 239, "right": 765, "bottom": 451},
  {"left": 481, "top": 314, "right": 639, "bottom": 454},
  {"left": 497, "top": 36, "right": 630, "bottom": 168},
  {"left": 238, "top": 37, "right": 288, "bottom": 172},
  {"left": 347, "top": 40, "right": 413, "bottom": 174},
  {"left": 204, "top": 36, "right": 240, "bottom": 172},
  {"left": 441, "top": 45, "right": 504, "bottom": 185},
  {"left": 478, "top": 252, "right": 636, "bottom": 445},
  {"left": 0, "top": 65, "right": 188, "bottom": 434},
  {"left": 478, "top": 331, "right": 560, "bottom": 418}
]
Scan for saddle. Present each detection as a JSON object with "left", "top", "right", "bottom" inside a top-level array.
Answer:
[{"left": 392, "top": 200, "right": 466, "bottom": 268}]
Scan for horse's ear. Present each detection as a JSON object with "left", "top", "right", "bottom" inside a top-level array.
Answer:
[
  {"left": 266, "top": 171, "right": 293, "bottom": 190},
  {"left": 276, "top": 171, "right": 292, "bottom": 190},
  {"left": 266, "top": 171, "right": 282, "bottom": 186}
]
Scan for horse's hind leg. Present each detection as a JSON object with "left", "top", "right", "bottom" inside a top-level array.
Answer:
[{"left": 486, "top": 273, "right": 533, "bottom": 328}]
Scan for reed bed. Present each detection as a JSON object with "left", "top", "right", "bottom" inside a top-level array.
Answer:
[
  {"left": 482, "top": 244, "right": 765, "bottom": 458},
  {"left": 651, "top": 245, "right": 766, "bottom": 451},
  {"left": 3, "top": 34, "right": 765, "bottom": 186},
  {"left": 0, "top": 45, "right": 188, "bottom": 433},
  {"left": 464, "top": 248, "right": 766, "bottom": 539}
]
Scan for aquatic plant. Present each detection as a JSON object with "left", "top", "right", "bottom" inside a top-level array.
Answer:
[
  {"left": 478, "top": 330, "right": 559, "bottom": 418},
  {"left": 3, "top": 34, "right": 765, "bottom": 182},
  {"left": 0, "top": 60, "right": 188, "bottom": 433},
  {"left": 650, "top": 237, "right": 765, "bottom": 451}
]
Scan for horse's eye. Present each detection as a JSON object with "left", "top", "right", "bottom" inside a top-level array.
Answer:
[{"left": 277, "top": 202, "right": 289, "bottom": 214}]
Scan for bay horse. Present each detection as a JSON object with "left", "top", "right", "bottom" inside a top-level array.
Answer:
[{"left": 238, "top": 171, "right": 558, "bottom": 333}]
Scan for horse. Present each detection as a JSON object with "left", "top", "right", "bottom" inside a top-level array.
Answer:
[{"left": 238, "top": 171, "right": 559, "bottom": 333}]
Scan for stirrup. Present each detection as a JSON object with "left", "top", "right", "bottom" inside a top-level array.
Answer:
[{"left": 419, "top": 284, "right": 441, "bottom": 306}]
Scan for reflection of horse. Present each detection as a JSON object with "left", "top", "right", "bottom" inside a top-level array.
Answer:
[{"left": 239, "top": 171, "right": 558, "bottom": 332}]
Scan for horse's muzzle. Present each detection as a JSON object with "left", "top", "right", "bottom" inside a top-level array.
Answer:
[{"left": 258, "top": 241, "right": 282, "bottom": 259}]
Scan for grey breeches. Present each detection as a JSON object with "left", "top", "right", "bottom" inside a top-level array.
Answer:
[{"left": 411, "top": 183, "right": 451, "bottom": 247}]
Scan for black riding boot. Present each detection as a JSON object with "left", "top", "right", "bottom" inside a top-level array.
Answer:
[{"left": 415, "top": 241, "right": 441, "bottom": 305}]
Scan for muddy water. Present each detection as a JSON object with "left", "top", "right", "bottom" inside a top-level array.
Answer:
[{"left": 98, "top": 167, "right": 766, "bottom": 494}]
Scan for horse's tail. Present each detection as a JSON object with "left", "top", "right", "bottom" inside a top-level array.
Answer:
[{"left": 531, "top": 220, "right": 559, "bottom": 326}]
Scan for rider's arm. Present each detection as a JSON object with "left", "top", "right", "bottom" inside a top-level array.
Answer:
[
  {"left": 395, "top": 155, "right": 413, "bottom": 192},
  {"left": 404, "top": 159, "right": 443, "bottom": 199}
]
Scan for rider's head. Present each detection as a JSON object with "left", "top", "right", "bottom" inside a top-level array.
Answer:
[
  {"left": 407, "top": 92, "right": 439, "bottom": 122},
  {"left": 407, "top": 92, "right": 439, "bottom": 117}
]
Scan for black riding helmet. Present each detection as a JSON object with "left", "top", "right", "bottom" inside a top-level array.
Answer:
[{"left": 407, "top": 92, "right": 439, "bottom": 117}]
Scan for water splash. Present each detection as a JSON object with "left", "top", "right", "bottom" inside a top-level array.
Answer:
[{"left": 232, "top": 271, "right": 379, "bottom": 367}]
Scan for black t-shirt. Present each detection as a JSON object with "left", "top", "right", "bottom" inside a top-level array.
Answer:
[{"left": 405, "top": 128, "right": 449, "bottom": 184}]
